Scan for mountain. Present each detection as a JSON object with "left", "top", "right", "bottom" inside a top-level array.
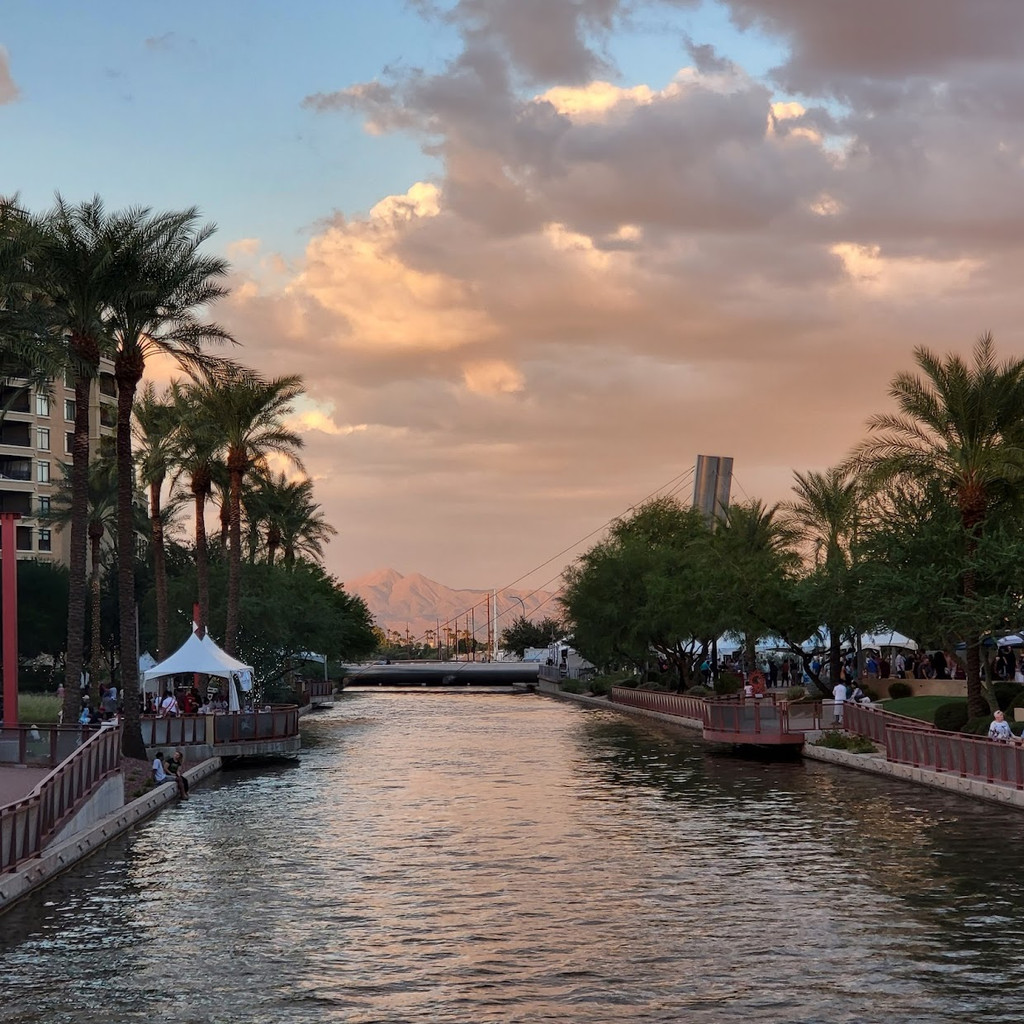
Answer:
[{"left": 346, "top": 568, "right": 559, "bottom": 642}]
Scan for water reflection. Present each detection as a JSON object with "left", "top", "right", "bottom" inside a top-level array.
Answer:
[{"left": 3, "top": 694, "right": 1024, "bottom": 1023}]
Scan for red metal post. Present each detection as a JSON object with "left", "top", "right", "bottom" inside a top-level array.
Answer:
[{"left": 1, "top": 513, "right": 20, "bottom": 727}]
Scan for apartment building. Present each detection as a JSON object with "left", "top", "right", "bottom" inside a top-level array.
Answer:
[{"left": 0, "top": 362, "right": 117, "bottom": 564}]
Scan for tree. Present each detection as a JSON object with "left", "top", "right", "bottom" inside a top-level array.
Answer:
[
  {"left": 784, "top": 466, "right": 863, "bottom": 684},
  {"left": 244, "top": 471, "right": 336, "bottom": 567},
  {"left": 188, "top": 369, "right": 304, "bottom": 654},
  {"left": 847, "top": 335, "right": 1024, "bottom": 717},
  {"left": 30, "top": 196, "right": 122, "bottom": 724},
  {"left": 499, "top": 615, "right": 562, "bottom": 656},
  {"left": 105, "top": 206, "right": 231, "bottom": 758},
  {"left": 134, "top": 382, "right": 180, "bottom": 660}
]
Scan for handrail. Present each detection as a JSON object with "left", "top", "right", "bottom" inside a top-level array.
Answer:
[
  {"left": 886, "top": 724, "right": 1024, "bottom": 789},
  {"left": 1, "top": 724, "right": 121, "bottom": 873},
  {"left": 609, "top": 687, "right": 706, "bottom": 721},
  {"left": 0, "top": 724, "right": 107, "bottom": 768},
  {"left": 139, "top": 707, "right": 300, "bottom": 748},
  {"left": 842, "top": 702, "right": 936, "bottom": 745}
]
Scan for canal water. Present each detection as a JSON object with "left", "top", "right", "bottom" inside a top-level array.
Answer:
[{"left": 3, "top": 693, "right": 1024, "bottom": 1023}]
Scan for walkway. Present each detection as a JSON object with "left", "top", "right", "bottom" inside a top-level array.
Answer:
[{"left": 0, "top": 766, "right": 48, "bottom": 806}]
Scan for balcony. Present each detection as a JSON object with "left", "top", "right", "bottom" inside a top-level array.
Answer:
[
  {"left": 99, "top": 404, "right": 117, "bottom": 429},
  {"left": 98, "top": 374, "right": 117, "bottom": 398},
  {"left": 0, "top": 388, "right": 31, "bottom": 414},
  {"left": 0, "top": 423, "right": 31, "bottom": 448},
  {"left": 0, "top": 458, "right": 32, "bottom": 483}
]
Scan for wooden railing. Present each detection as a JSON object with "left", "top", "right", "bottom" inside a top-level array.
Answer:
[
  {"left": 609, "top": 687, "right": 706, "bottom": 721},
  {"left": 0, "top": 724, "right": 104, "bottom": 767},
  {"left": 886, "top": 725, "right": 1024, "bottom": 788},
  {"left": 140, "top": 707, "right": 300, "bottom": 748},
  {"left": 1, "top": 724, "right": 121, "bottom": 873},
  {"left": 306, "top": 679, "right": 333, "bottom": 700}
]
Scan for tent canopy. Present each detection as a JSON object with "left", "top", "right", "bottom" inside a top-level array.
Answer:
[{"left": 143, "top": 630, "right": 252, "bottom": 682}]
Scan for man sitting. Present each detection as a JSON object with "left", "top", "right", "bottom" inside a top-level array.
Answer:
[{"left": 152, "top": 752, "right": 170, "bottom": 784}]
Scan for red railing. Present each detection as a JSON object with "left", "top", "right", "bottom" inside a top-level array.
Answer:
[
  {"left": 139, "top": 708, "right": 300, "bottom": 748},
  {"left": 886, "top": 725, "right": 1024, "bottom": 788},
  {"left": 610, "top": 687, "right": 706, "bottom": 721},
  {"left": 0, "top": 724, "right": 108, "bottom": 767},
  {"left": 1, "top": 724, "right": 121, "bottom": 873},
  {"left": 842, "top": 702, "right": 936, "bottom": 745}
]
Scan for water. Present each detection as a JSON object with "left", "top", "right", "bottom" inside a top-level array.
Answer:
[{"left": 3, "top": 693, "right": 1024, "bottom": 1023}]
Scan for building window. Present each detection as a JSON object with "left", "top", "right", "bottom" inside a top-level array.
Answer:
[
  {"left": 38, "top": 529, "right": 51, "bottom": 552},
  {"left": 36, "top": 393, "right": 50, "bottom": 417},
  {"left": 37, "top": 460, "right": 49, "bottom": 483},
  {"left": 65, "top": 399, "right": 76, "bottom": 421},
  {"left": 37, "top": 427, "right": 49, "bottom": 451},
  {"left": 65, "top": 432, "right": 74, "bottom": 455},
  {"left": 38, "top": 495, "right": 50, "bottom": 515}
]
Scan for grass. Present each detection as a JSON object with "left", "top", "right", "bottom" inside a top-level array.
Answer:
[
  {"left": 18, "top": 693, "right": 61, "bottom": 724},
  {"left": 881, "top": 695, "right": 966, "bottom": 723}
]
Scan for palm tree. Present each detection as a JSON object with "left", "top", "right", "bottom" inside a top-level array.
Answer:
[
  {"left": 168, "top": 379, "right": 221, "bottom": 637},
  {"left": 784, "top": 466, "right": 862, "bottom": 684},
  {"left": 30, "top": 196, "right": 122, "bottom": 724},
  {"left": 45, "top": 449, "right": 118, "bottom": 704},
  {"left": 847, "top": 334, "right": 1024, "bottom": 716},
  {"left": 134, "top": 383, "right": 180, "bottom": 660},
  {"left": 249, "top": 471, "right": 337, "bottom": 567},
  {"left": 189, "top": 369, "right": 304, "bottom": 653},
  {"left": 104, "top": 207, "right": 231, "bottom": 758}
]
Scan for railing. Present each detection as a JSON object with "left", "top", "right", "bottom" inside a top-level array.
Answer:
[
  {"left": 0, "top": 724, "right": 104, "bottom": 767},
  {"left": 610, "top": 687, "right": 706, "bottom": 721},
  {"left": 1, "top": 724, "right": 121, "bottom": 873},
  {"left": 703, "top": 700, "right": 826, "bottom": 736},
  {"left": 140, "top": 708, "right": 300, "bottom": 747},
  {"left": 842, "top": 702, "right": 935, "bottom": 745},
  {"left": 886, "top": 725, "right": 1024, "bottom": 789},
  {"left": 306, "top": 680, "right": 333, "bottom": 700}
]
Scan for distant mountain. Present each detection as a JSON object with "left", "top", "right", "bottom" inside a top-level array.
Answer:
[{"left": 346, "top": 568, "right": 559, "bottom": 643}]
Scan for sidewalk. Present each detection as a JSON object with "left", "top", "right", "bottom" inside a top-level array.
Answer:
[{"left": 0, "top": 765, "right": 50, "bottom": 806}]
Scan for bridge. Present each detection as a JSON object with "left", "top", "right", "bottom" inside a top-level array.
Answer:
[{"left": 343, "top": 660, "right": 540, "bottom": 688}]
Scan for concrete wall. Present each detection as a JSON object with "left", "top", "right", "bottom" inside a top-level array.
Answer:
[
  {"left": 0, "top": 758, "right": 222, "bottom": 914},
  {"left": 49, "top": 773, "right": 125, "bottom": 847}
]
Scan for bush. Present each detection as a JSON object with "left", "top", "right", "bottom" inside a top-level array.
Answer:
[
  {"left": 962, "top": 715, "right": 993, "bottom": 736},
  {"left": 559, "top": 679, "right": 583, "bottom": 694},
  {"left": 588, "top": 677, "right": 615, "bottom": 697},
  {"left": 686, "top": 685, "right": 713, "bottom": 697},
  {"left": 715, "top": 671, "right": 743, "bottom": 697},
  {"left": 785, "top": 686, "right": 808, "bottom": 701},
  {"left": 994, "top": 682, "right": 1024, "bottom": 711},
  {"left": 814, "top": 730, "right": 877, "bottom": 753},
  {"left": 888, "top": 681, "right": 913, "bottom": 699},
  {"left": 933, "top": 701, "right": 969, "bottom": 732}
]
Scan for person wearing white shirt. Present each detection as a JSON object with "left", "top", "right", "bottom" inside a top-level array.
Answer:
[
  {"left": 831, "top": 681, "right": 848, "bottom": 724},
  {"left": 159, "top": 691, "right": 179, "bottom": 717},
  {"left": 988, "top": 710, "right": 1014, "bottom": 742}
]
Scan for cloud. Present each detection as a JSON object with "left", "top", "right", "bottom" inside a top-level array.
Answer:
[
  {"left": 0, "top": 49, "right": 19, "bottom": 104},
  {"left": 241, "top": 1, "right": 1024, "bottom": 587}
]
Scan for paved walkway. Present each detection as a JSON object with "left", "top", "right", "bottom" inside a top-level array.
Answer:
[{"left": 0, "top": 765, "right": 49, "bottom": 806}]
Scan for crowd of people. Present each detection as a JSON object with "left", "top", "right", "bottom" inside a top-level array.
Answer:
[{"left": 143, "top": 683, "right": 232, "bottom": 716}]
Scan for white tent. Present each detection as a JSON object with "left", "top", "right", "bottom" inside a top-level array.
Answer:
[
  {"left": 142, "top": 629, "right": 254, "bottom": 712},
  {"left": 860, "top": 631, "right": 918, "bottom": 651}
]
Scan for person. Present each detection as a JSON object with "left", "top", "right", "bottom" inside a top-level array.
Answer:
[
  {"left": 167, "top": 748, "right": 189, "bottom": 799},
  {"left": 78, "top": 705, "right": 92, "bottom": 726},
  {"left": 832, "top": 679, "right": 848, "bottom": 723},
  {"left": 865, "top": 654, "right": 879, "bottom": 680},
  {"left": 743, "top": 679, "right": 754, "bottom": 699},
  {"left": 988, "top": 710, "right": 1014, "bottom": 742},
  {"left": 152, "top": 751, "right": 170, "bottom": 784},
  {"left": 101, "top": 684, "right": 118, "bottom": 719},
  {"left": 159, "top": 690, "right": 179, "bottom": 717},
  {"left": 894, "top": 651, "right": 906, "bottom": 678},
  {"left": 850, "top": 683, "right": 866, "bottom": 704}
]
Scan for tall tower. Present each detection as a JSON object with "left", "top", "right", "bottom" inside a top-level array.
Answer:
[{"left": 693, "top": 455, "right": 733, "bottom": 523}]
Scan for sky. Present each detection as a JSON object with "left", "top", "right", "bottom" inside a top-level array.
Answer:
[{"left": 4, "top": 0, "right": 1024, "bottom": 593}]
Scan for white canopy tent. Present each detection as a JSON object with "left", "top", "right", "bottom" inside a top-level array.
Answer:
[
  {"left": 142, "top": 630, "right": 254, "bottom": 712},
  {"left": 860, "top": 631, "right": 918, "bottom": 651}
]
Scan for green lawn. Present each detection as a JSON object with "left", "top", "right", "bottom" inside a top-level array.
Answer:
[
  {"left": 18, "top": 693, "right": 61, "bottom": 724},
  {"left": 881, "top": 695, "right": 966, "bottom": 723}
]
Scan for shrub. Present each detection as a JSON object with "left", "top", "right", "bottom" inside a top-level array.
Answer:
[
  {"left": 686, "top": 685, "right": 712, "bottom": 697},
  {"left": 560, "top": 679, "right": 583, "bottom": 694},
  {"left": 933, "top": 701, "right": 969, "bottom": 732},
  {"left": 888, "top": 681, "right": 913, "bottom": 699},
  {"left": 962, "top": 715, "right": 993, "bottom": 736},
  {"left": 18, "top": 693, "right": 61, "bottom": 724},
  {"left": 994, "top": 682, "right": 1024, "bottom": 711},
  {"left": 814, "top": 730, "right": 876, "bottom": 753},
  {"left": 785, "top": 686, "right": 808, "bottom": 701},
  {"left": 588, "top": 677, "right": 614, "bottom": 697},
  {"left": 715, "top": 671, "right": 743, "bottom": 696}
]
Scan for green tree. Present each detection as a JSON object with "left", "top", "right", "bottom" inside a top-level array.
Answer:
[
  {"left": 499, "top": 615, "right": 562, "bottom": 656},
  {"left": 187, "top": 369, "right": 304, "bottom": 654},
  {"left": 847, "top": 335, "right": 1024, "bottom": 717},
  {"left": 105, "top": 206, "right": 230, "bottom": 758}
]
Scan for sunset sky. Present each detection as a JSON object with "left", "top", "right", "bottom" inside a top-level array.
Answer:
[{"left": 4, "top": 1, "right": 1024, "bottom": 593}]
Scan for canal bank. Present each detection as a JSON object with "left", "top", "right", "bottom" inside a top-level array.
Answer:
[{"left": 536, "top": 681, "right": 1024, "bottom": 813}]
